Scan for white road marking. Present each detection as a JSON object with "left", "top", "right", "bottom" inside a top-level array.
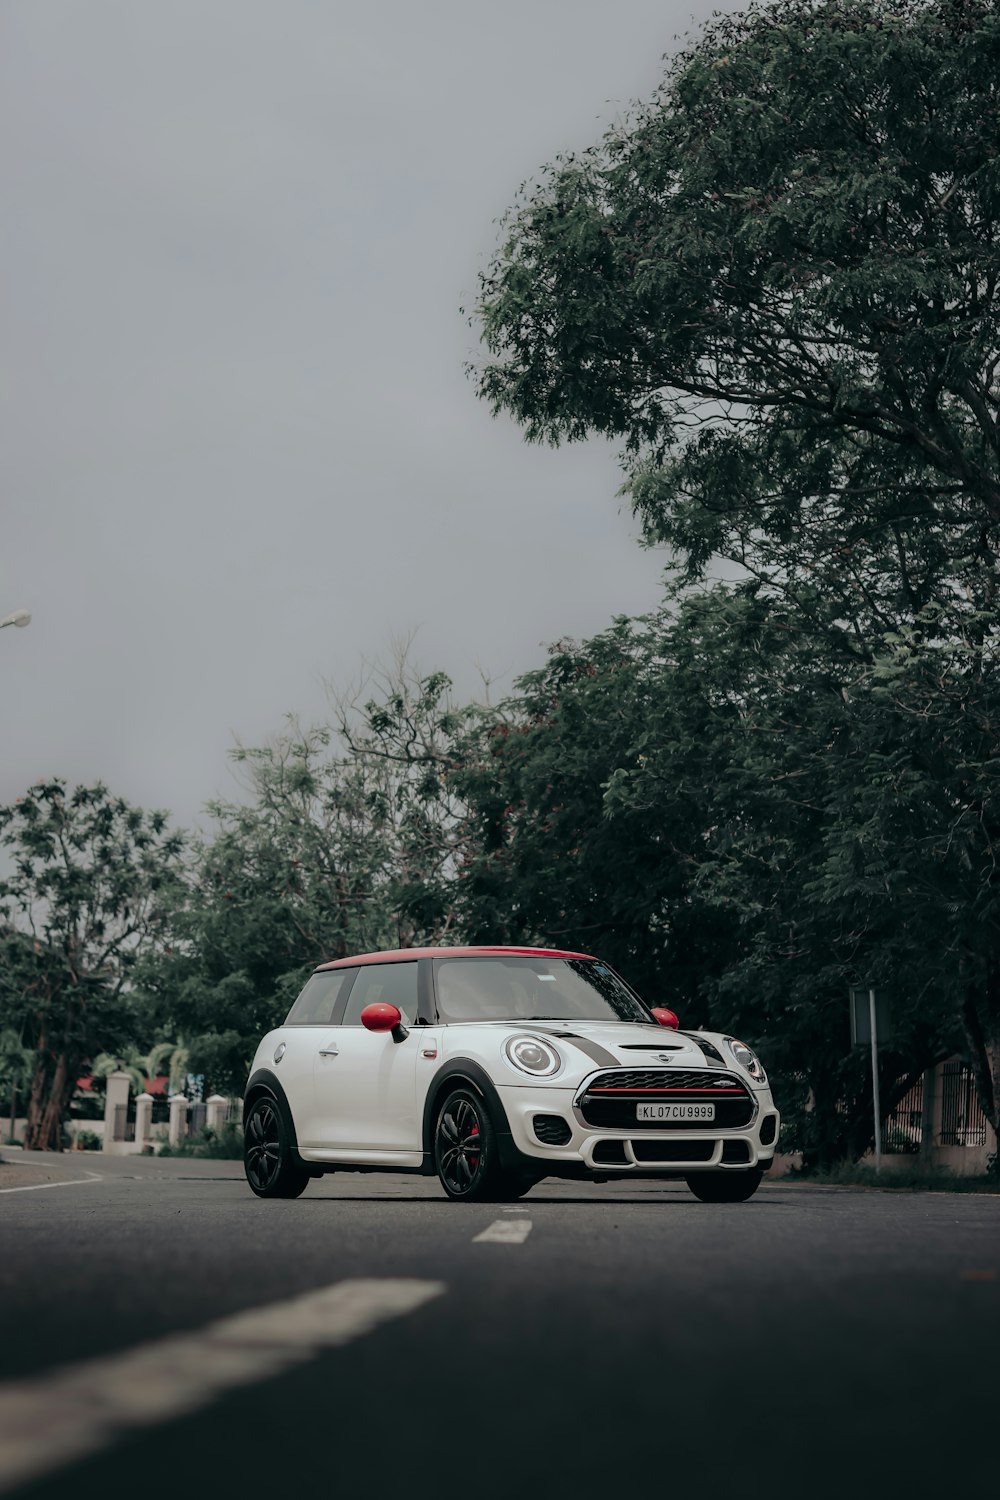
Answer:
[
  {"left": 0, "top": 1278, "right": 444, "bottom": 1493},
  {"left": 473, "top": 1218, "right": 533, "bottom": 1244},
  {"left": 0, "top": 1171, "right": 102, "bottom": 1195}
]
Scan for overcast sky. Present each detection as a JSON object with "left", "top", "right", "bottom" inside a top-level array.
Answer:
[{"left": 1, "top": 0, "right": 737, "bottom": 831}]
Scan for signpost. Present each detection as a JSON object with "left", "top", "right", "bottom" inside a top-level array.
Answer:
[{"left": 850, "top": 987, "right": 892, "bottom": 1174}]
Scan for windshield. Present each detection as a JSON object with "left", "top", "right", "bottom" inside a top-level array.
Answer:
[{"left": 432, "top": 956, "right": 651, "bottom": 1025}]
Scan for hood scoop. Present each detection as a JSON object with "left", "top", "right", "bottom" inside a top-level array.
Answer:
[{"left": 618, "top": 1043, "right": 686, "bottom": 1052}]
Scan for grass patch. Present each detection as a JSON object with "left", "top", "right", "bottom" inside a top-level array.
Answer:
[{"left": 790, "top": 1160, "right": 998, "bottom": 1192}]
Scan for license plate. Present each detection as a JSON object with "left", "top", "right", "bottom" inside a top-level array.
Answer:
[{"left": 637, "top": 1102, "right": 715, "bottom": 1122}]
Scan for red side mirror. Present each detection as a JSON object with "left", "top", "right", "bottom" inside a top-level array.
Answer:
[
  {"left": 651, "top": 1007, "right": 680, "bottom": 1030},
  {"left": 360, "top": 1002, "right": 409, "bottom": 1043},
  {"left": 361, "top": 1002, "right": 401, "bottom": 1032}
]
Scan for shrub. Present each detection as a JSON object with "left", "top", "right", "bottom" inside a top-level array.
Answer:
[{"left": 158, "top": 1122, "right": 244, "bottom": 1160}]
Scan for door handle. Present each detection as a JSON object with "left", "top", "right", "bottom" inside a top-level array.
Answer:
[{"left": 318, "top": 1045, "right": 340, "bottom": 1057}]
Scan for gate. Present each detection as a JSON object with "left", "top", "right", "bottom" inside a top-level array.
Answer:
[
  {"left": 884, "top": 1076, "right": 923, "bottom": 1153},
  {"left": 940, "top": 1064, "right": 988, "bottom": 1146}
]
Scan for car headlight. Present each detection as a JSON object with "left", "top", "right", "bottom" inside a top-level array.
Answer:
[
  {"left": 726, "top": 1038, "right": 767, "bottom": 1084},
  {"left": 503, "top": 1036, "right": 562, "bottom": 1078}
]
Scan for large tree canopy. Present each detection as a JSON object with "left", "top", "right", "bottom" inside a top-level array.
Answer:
[
  {"left": 453, "top": 592, "right": 965, "bottom": 1166},
  {"left": 473, "top": 0, "right": 1000, "bottom": 1147},
  {"left": 476, "top": 0, "right": 1000, "bottom": 640},
  {"left": 0, "top": 782, "right": 184, "bottom": 1149}
]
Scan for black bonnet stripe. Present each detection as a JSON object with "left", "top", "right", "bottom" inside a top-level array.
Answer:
[
  {"left": 552, "top": 1032, "right": 621, "bottom": 1069},
  {"left": 676, "top": 1030, "right": 726, "bottom": 1065}
]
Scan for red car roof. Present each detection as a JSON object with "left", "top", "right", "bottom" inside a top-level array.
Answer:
[{"left": 316, "top": 944, "right": 597, "bottom": 970}]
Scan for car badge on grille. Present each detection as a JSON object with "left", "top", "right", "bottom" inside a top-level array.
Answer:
[{"left": 652, "top": 1053, "right": 676, "bottom": 1064}]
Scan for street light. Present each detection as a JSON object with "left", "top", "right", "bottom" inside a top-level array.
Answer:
[{"left": 0, "top": 609, "right": 31, "bottom": 631}]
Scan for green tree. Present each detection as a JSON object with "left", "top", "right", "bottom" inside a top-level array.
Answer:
[
  {"left": 0, "top": 782, "right": 185, "bottom": 1150},
  {"left": 476, "top": 0, "right": 1000, "bottom": 642},
  {"left": 451, "top": 620, "right": 721, "bottom": 1005},
  {"left": 453, "top": 591, "right": 963, "bottom": 1167},
  {"left": 144, "top": 662, "right": 473, "bottom": 1094},
  {"left": 472, "top": 0, "right": 1000, "bottom": 1143},
  {"left": 818, "top": 621, "right": 1000, "bottom": 1144},
  {"left": 90, "top": 1041, "right": 190, "bottom": 1098},
  {"left": 0, "top": 1027, "right": 33, "bottom": 1143}
]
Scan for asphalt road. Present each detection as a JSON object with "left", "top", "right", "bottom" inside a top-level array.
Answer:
[{"left": 1, "top": 1153, "right": 997, "bottom": 1500}]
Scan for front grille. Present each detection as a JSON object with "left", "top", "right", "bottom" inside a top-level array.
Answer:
[
  {"left": 631, "top": 1139, "right": 715, "bottom": 1163},
  {"left": 586, "top": 1068, "right": 745, "bottom": 1092},
  {"left": 533, "top": 1114, "right": 572, "bottom": 1146},
  {"left": 579, "top": 1068, "right": 754, "bottom": 1130},
  {"left": 721, "top": 1139, "right": 751, "bottom": 1164}
]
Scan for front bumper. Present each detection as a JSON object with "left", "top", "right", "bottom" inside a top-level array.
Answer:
[{"left": 495, "top": 1082, "right": 780, "bottom": 1176}]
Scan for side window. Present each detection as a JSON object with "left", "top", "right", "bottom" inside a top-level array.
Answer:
[
  {"left": 284, "top": 970, "right": 352, "bottom": 1026},
  {"left": 342, "top": 962, "right": 418, "bottom": 1026}
]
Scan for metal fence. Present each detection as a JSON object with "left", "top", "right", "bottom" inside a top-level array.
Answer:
[
  {"left": 186, "top": 1102, "right": 208, "bottom": 1138},
  {"left": 940, "top": 1063, "right": 988, "bottom": 1146},
  {"left": 884, "top": 1075, "right": 923, "bottom": 1153}
]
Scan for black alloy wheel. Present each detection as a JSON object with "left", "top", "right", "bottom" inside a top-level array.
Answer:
[
  {"left": 434, "top": 1087, "right": 517, "bottom": 1202},
  {"left": 685, "top": 1167, "right": 764, "bottom": 1203},
  {"left": 244, "top": 1095, "right": 310, "bottom": 1199}
]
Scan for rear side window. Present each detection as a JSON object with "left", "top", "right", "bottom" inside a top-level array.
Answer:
[
  {"left": 284, "top": 970, "right": 352, "bottom": 1026},
  {"left": 342, "top": 962, "right": 418, "bottom": 1025}
]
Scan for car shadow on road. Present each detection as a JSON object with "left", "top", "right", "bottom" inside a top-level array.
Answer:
[{"left": 288, "top": 1191, "right": 794, "bottom": 1206}]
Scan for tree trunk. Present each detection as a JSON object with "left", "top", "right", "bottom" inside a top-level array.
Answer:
[
  {"left": 23, "top": 1050, "right": 75, "bottom": 1152},
  {"left": 800, "top": 1075, "right": 849, "bottom": 1172}
]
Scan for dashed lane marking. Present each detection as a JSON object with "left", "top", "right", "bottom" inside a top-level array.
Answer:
[
  {"left": 0, "top": 1278, "right": 445, "bottom": 1493},
  {"left": 473, "top": 1218, "right": 533, "bottom": 1244},
  {"left": 0, "top": 1171, "right": 103, "bottom": 1195}
]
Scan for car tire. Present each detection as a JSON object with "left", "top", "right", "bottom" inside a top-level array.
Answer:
[
  {"left": 244, "top": 1095, "right": 310, "bottom": 1199},
  {"left": 685, "top": 1168, "right": 764, "bottom": 1203},
  {"left": 433, "top": 1086, "right": 517, "bottom": 1202}
]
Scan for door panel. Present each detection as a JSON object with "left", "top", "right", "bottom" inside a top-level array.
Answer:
[
  {"left": 277, "top": 969, "right": 355, "bottom": 1147},
  {"left": 268, "top": 1027, "right": 323, "bottom": 1146},
  {"left": 312, "top": 962, "right": 421, "bottom": 1151}
]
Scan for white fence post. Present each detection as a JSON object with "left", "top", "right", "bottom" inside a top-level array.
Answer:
[
  {"left": 168, "top": 1094, "right": 188, "bottom": 1147},
  {"left": 205, "top": 1094, "right": 228, "bottom": 1135},
  {"left": 102, "top": 1071, "right": 131, "bottom": 1153},
  {"left": 134, "top": 1092, "right": 154, "bottom": 1152}
]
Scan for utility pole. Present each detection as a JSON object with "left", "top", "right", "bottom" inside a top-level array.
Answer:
[
  {"left": 869, "top": 987, "right": 882, "bottom": 1174},
  {"left": 850, "top": 985, "right": 891, "bottom": 1173}
]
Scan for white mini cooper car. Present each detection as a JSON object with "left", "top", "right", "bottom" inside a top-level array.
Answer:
[{"left": 244, "top": 945, "right": 779, "bottom": 1202}]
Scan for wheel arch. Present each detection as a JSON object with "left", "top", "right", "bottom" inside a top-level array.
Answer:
[
  {"left": 244, "top": 1068, "right": 313, "bottom": 1169},
  {"left": 421, "top": 1059, "right": 519, "bottom": 1170}
]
